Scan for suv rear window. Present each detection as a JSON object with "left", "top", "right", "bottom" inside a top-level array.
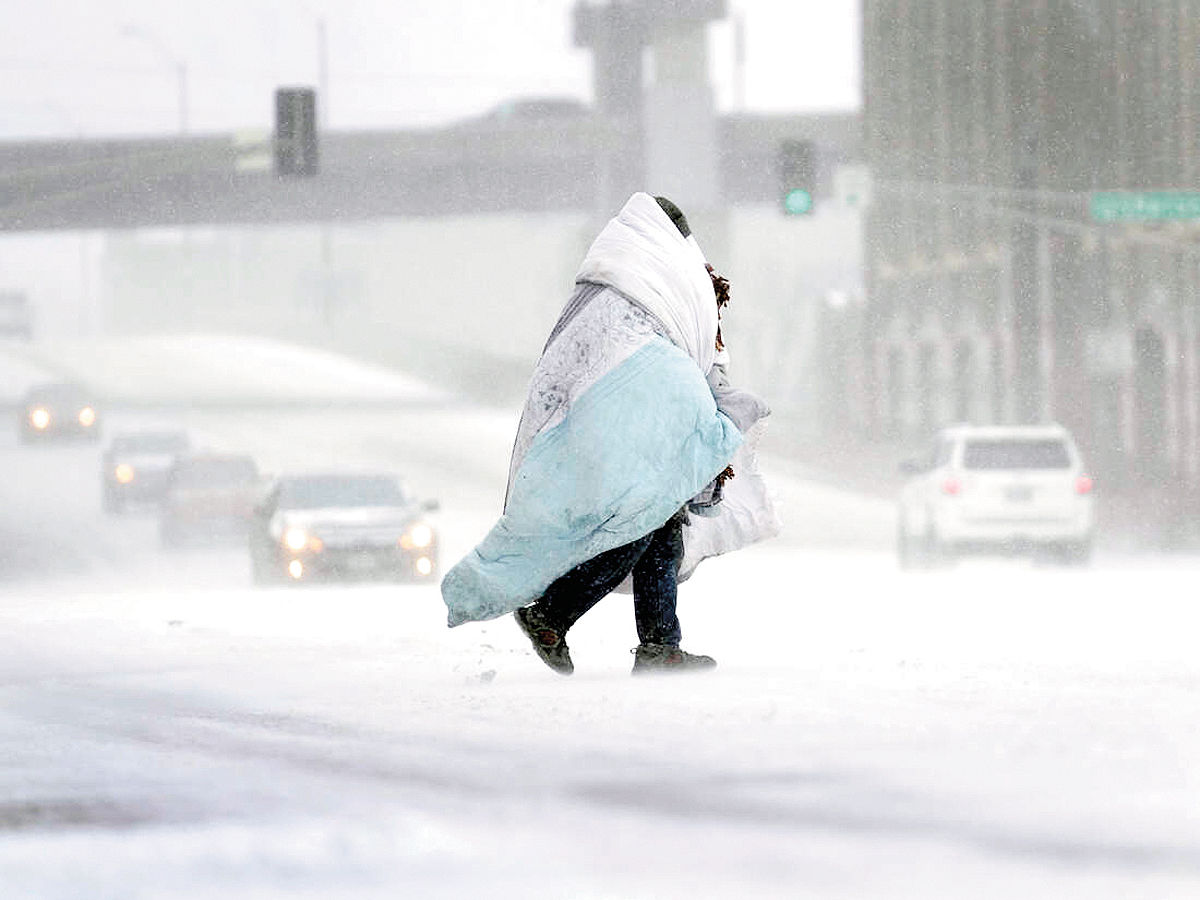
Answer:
[{"left": 962, "top": 439, "right": 1071, "bottom": 470}]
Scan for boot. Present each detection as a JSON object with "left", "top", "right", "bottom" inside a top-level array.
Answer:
[
  {"left": 631, "top": 643, "right": 716, "bottom": 675},
  {"left": 514, "top": 606, "right": 574, "bottom": 675}
]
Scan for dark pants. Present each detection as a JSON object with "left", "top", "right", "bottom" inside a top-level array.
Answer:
[{"left": 531, "top": 512, "right": 685, "bottom": 646}]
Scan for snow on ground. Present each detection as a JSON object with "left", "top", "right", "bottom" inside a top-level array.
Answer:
[
  {"left": 1, "top": 550, "right": 1198, "bottom": 899},
  {"left": 5, "top": 333, "right": 450, "bottom": 405},
  {"left": 0, "top": 336, "right": 1197, "bottom": 898}
]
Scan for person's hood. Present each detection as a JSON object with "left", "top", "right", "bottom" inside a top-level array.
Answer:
[{"left": 575, "top": 192, "right": 718, "bottom": 374}]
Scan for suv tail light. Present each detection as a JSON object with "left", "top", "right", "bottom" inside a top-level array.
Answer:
[
  {"left": 1075, "top": 474, "right": 1094, "bottom": 495},
  {"left": 941, "top": 477, "right": 962, "bottom": 496}
]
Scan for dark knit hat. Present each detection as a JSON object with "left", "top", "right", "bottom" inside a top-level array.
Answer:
[{"left": 654, "top": 196, "right": 691, "bottom": 238}]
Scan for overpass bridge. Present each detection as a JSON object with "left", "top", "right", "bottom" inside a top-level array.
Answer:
[
  {"left": 0, "top": 111, "right": 859, "bottom": 232},
  {"left": 2, "top": 0, "right": 859, "bottom": 233}
]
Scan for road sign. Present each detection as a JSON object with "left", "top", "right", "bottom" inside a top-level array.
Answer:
[
  {"left": 233, "top": 129, "right": 271, "bottom": 173},
  {"left": 834, "top": 164, "right": 871, "bottom": 209},
  {"left": 1090, "top": 191, "right": 1200, "bottom": 222}
]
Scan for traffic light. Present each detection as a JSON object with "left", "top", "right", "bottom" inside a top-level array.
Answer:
[
  {"left": 275, "top": 87, "right": 319, "bottom": 177},
  {"left": 778, "top": 138, "right": 815, "bottom": 215}
]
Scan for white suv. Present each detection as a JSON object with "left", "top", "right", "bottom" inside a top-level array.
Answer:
[{"left": 897, "top": 424, "right": 1095, "bottom": 566}]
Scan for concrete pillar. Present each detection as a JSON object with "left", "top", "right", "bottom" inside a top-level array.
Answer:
[
  {"left": 575, "top": 0, "right": 726, "bottom": 242},
  {"left": 573, "top": 1, "right": 645, "bottom": 213},
  {"left": 643, "top": 25, "right": 720, "bottom": 212}
]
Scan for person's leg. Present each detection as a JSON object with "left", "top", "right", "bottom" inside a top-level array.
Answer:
[
  {"left": 630, "top": 513, "right": 685, "bottom": 646},
  {"left": 533, "top": 531, "right": 654, "bottom": 633},
  {"left": 629, "top": 511, "right": 716, "bottom": 672},
  {"left": 515, "top": 532, "right": 654, "bottom": 675}
]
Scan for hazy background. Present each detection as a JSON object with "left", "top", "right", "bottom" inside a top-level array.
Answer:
[
  {"left": 0, "top": 0, "right": 863, "bottom": 427},
  {"left": 0, "top": 0, "right": 859, "bottom": 138}
]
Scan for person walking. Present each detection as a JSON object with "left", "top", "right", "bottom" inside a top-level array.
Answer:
[{"left": 441, "top": 193, "right": 777, "bottom": 674}]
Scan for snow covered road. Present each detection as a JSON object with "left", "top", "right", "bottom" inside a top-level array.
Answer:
[
  {"left": 2, "top": 544, "right": 1198, "bottom": 899},
  {"left": 0, "top": 339, "right": 1197, "bottom": 898}
]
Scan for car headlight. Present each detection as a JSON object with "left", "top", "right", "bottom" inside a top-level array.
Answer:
[
  {"left": 29, "top": 407, "right": 50, "bottom": 430},
  {"left": 400, "top": 522, "right": 434, "bottom": 550},
  {"left": 78, "top": 406, "right": 96, "bottom": 427},
  {"left": 283, "top": 527, "right": 311, "bottom": 551},
  {"left": 114, "top": 463, "right": 135, "bottom": 484}
]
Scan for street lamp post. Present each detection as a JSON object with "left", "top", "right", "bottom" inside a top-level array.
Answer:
[
  {"left": 297, "top": 2, "right": 330, "bottom": 129},
  {"left": 121, "top": 25, "right": 188, "bottom": 134},
  {"left": 316, "top": 16, "right": 328, "bottom": 130}
]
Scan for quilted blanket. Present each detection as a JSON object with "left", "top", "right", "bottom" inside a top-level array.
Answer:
[{"left": 441, "top": 193, "right": 776, "bottom": 627}]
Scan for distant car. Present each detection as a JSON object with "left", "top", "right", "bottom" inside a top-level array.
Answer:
[
  {"left": 248, "top": 472, "right": 439, "bottom": 585},
  {"left": 897, "top": 423, "right": 1095, "bottom": 567},
  {"left": 101, "top": 430, "right": 192, "bottom": 513},
  {"left": 485, "top": 97, "right": 589, "bottom": 120},
  {"left": 458, "top": 96, "right": 591, "bottom": 130},
  {"left": 0, "top": 291, "right": 32, "bottom": 340},
  {"left": 160, "top": 452, "right": 261, "bottom": 546},
  {"left": 19, "top": 382, "right": 100, "bottom": 442}
]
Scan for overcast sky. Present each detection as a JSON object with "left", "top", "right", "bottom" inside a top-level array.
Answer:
[{"left": 0, "top": 0, "right": 860, "bottom": 140}]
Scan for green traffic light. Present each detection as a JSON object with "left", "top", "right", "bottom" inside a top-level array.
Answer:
[{"left": 782, "top": 188, "right": 813, "bottom": 215}]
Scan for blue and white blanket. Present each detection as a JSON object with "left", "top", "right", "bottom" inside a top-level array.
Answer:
[{"left": 442, "top": 193, "right": 778, "bottom": 627}]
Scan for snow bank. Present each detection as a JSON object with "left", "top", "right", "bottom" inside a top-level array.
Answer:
[
  {"left": 0, "top": 344, "right": 56, "bottom": 403},
  {"left": 10, "top": 334, "right": 450, "bottom": 406}
]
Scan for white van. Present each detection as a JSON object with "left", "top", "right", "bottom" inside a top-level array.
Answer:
[{"left": 897, "top": 424, "right": 1095, "bottom": 566}]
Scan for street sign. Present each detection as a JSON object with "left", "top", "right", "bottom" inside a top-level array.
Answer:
[
  {"left": 834, "top": 164, "right": 871, "bottom": 209},
  {"left": 233, "top": 129, "right": 271, "bottom": 173},
  {"left": 1090, "top": 191, "right": 1200, "bottom": 222}
]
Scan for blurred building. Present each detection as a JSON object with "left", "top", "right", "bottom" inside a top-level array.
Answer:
[{"left": 861, "top": 0, "right": 1200, "bottom": 519}]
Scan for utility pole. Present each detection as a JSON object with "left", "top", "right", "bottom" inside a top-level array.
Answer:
[
  {"left": 317, "top": 17, "right": 329, "bottom": 130},
  {"left": 732, "top": 12, "right": 746, "bottom": 113},
  {"left": 297, "top": 2, "right": 330, "bottom": 129}
]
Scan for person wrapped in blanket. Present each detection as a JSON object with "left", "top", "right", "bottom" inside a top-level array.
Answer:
[{"left": 440, "top": 193, "right": 779, "bottom": 675}]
